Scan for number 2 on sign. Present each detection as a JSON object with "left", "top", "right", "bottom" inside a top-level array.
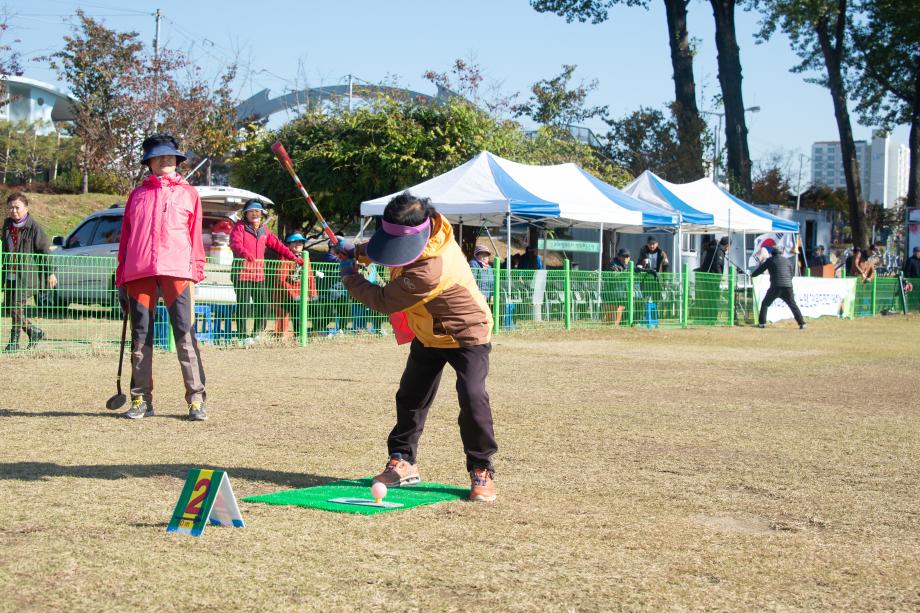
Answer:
[{"left": 183, "top": 477, "right": 211, "bottom": 519}]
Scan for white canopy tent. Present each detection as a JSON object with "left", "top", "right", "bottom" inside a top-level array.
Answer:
[
  {"left": 623, "top": 170, "right": 799, "bottom": 274},
  {"left": 361, "top": 151, "right": 677, "bottom": 229},
  {"left": 360, "top": 151, "right": 679, "bottom": 276}
]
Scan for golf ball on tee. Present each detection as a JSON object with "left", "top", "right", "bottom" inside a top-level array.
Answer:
[{"left": 371, "top": 482, "right": 387, "bottom": 502}]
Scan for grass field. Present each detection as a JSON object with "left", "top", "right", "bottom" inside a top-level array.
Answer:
[{"left": 1, "top": 318, "right": 918, "bottom": 611}]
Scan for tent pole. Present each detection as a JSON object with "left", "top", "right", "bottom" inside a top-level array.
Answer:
[
  {"left": 482, "top": 220, "right": 499, "bottom": 256},
  {"left": 506, "top": 212, "right": 512, "bottom": 299},
  {"left": 597, "top": 223, "right": 603, "bottom": 272},
  {"left": 676, "top": 214, "right": 683, "bottom": 279},
  {"left": 541, "top": 227, "right": 547, "bottom": 267}
]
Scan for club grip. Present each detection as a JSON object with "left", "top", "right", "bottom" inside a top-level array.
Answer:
[{"left": 271, "top": 141, "right": 293, "bottom": 167}]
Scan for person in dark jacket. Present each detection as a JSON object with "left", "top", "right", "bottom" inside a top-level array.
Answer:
[
  {"left": 903, "top": 246, "right": 920, "bottom": 279},
  {"left": 752, "top": 247, "right": 806, "bottom": 329},
  {"left": 609, "top": 247, "right": 631, "bottom": 272},
  {"left": 696, "top": 237, "right": 729, "bottom": 322},
  {"left": 518, "top": 245, "right": 544, "bottom": 270},
  {"left": 637, "top": 237, "right": 670, "bottom": 273},
  {"left": 700, "top": 236, "right": 729, "bottom": 274},
  {"left": 3, "top": 192, "right": 57, "bottom": 352},
  {"left": 637, "top": 237, "right": 669, "bottom": 310},
  {"left": 468, "top": 245, "right": 494, "bottom": 302},
  {"left": 810, "top": 245, "right": 829, "bottom": 266}
]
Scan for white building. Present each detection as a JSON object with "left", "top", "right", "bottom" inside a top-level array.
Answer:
[
  {"left": 0, "top": 76, "right": 75, "bottom": 135},
  {"left": 811, "top": 132, "right": 909, "bottom": 208}
]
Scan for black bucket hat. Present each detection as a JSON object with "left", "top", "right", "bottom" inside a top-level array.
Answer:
[
  {"left": 141, "top": 134, "right": 187, "bottom": 164},
  {"left": 366, "top": 217, "right": 432, "bottom": 267}
]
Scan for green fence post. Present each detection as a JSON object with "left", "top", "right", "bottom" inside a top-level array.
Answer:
[
  {"left": 806, "top": 267, "right": 812, "bottom": 277},
  {"left": 728, "top": 266, "right": 736, "bottom": 326},
  {"left": 681, "top": 263, "right": 689, "bottom": 329},
  {"left": 492, "top": 256, "right": 501, "bottom": 335},
  {"left": 563, "top": 258, "right": 572, "bottom": 330},
  {"left": 0, "top": 239, "right": 4, "bottom": 340},
  {"left": 899, "top": 273, "right": 909, "bottom": 315},
  {"left": 627, "top": 261, "right": 635, "bottom": 326},
  {"left": 871, "top": 272, "right": 878, "bottom": 315},
  {"left": 167, "top": 307, "right": 176, "bottom": 352},
  {"left": 300, "top": 254, "right": 310, "bottom": 346}
]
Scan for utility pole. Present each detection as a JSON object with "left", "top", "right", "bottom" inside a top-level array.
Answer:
[
  {"left": 152, "top": 9, "right": 161, "bottom": 127},
  {"left": 796, "top": 153, "right": 805, "bottom": 210}
]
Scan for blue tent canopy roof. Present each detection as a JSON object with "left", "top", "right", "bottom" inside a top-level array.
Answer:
[{"left": 361, "top": 152, "right": 679, "bottom": 230}]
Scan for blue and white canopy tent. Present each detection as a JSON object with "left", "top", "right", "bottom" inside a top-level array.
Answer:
[
  {"left": 360, "top": 151, "right": 679, "bottom": 274},
  {"left": 623, "top": 170, "right": 799, "bottom": 273}
]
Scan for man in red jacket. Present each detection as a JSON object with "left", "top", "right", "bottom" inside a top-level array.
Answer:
[
  {"left": 229, "top": 200, "right": 303, "bottom": 342},
  {"left": 115, "top": 134, "right": 208, "bottom": 421}
]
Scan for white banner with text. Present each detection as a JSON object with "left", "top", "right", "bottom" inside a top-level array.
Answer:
[{"left": 753, "top": 276, "right": 856, "bottom": 322}]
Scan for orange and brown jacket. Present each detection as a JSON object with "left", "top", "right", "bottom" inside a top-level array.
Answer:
[{"left": 343, "top": 213, "right": 493, "bottom": 349}]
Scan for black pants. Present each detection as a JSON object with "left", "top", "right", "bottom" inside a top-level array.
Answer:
[
  {"left": 233, "top": 279, "right": 268, "bottom": 337},
  {"left": 759, "top": 286, "right": 805, "bottom": 326},
  {"left": 389, "top": 339, "right": 497, "bottom": 471},
  {"left": 3, "top": 282, "right": 34, "bottom": 333}
]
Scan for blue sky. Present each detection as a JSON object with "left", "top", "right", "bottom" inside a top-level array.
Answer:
[{"left": 7, "top": 0, "right": 909, "bottom": 183}]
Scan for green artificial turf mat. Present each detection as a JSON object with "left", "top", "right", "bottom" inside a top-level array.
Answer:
[{"left": 242, "top": 478, "right": 469, "bottom": 515}]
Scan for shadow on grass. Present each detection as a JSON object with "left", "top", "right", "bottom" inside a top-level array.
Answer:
[
  {"left": 0, "top": 409, "right": 202, "bottom": 420},
  {"left": 0, "top": 462, "right": 336, "bottom": 489},
  {"left": 0, "top": 408, "right": 115, "bottom": 418}
]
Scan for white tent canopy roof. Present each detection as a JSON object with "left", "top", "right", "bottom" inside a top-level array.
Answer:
[
  {"left": 622, "top": 170, "right": 798, "bottom": 233},
  {"left": 360, "top": 151, "right": 678, "bottom": 230}
]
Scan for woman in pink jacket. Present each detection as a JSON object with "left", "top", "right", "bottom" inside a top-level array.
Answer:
[
  {"left": 229, "top": 199, "right": 302, "bottom": 341},
  {"left": 115, "top": 134, "right": 208, "bottom": 421}
]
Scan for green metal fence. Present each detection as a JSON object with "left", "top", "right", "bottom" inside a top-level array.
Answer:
[{"left": 2, "top": 248, "right": 918, "bottom": 355}]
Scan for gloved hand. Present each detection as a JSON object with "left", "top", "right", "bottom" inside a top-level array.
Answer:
[
  {"left": 339, "top": 259, "right": 356, "bottom": 277},
  {"left": 294, "top": 256, "right": 304, "bottom": 266},
  {"left": 329, "top": 237, "right": 355, "bottom": 261}
]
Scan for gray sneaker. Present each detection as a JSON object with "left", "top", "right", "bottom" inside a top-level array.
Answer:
[
  {"left": 188, "top": 401, "right": 208, "bottom": 421},
  {"left": 124, "top": 397, "right": 154, "bottom": 419}
]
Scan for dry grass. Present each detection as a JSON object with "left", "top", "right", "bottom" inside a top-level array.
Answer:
[
  {"left": 20, "top": 192, "right": 123, "bottom": 239},
  {"left": 1, "top": 318, "right": 918, "bottom": 611}
]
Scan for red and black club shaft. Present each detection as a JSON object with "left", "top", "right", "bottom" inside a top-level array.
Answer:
[{"left": 270, "top": 141, "right": 340, "bottom": 247}]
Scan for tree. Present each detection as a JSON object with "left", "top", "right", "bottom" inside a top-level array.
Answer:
[
  {"left": 755, "top": 0, "right": 869, "bottom": 249},
  {"left": 605, "top": 105, "right": 685, "bottom": 179},
  {"left": 44, "top": 11, "right": 145, "bottom": 193},
  {"left": 511, "top": 64, "right": 608, "bottom": 127},
  {"left": 710, "top": 0, "right": 754, "bottom": 199},
  {"left": 193, "top": 65, "right": 242, "bottom": 185},
  {"left": 850, "top": 0, "right": 920, "bottom": 209},
  {"left": 45, "top": 12, "right": 245, "bottom": 193},
  {"left": 0, "top": 11, "right": 22, "bottom": 81},
  {"left": 231, "top": 95, "right": 628, "bottom": 234},
  {"left": 798, "top": 184, "right": 849, "bottom": 243},
  {"left": 750, "top": 166, "right": 792, "bottom": 204},
  {"left": 531, "top": 0, "right": 705, "bottom": 179},
  {"left": 423, "top": 57, "right": 518, "bottom": 118}
]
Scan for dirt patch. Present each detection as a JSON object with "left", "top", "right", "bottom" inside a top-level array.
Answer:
[{"left": 694, "top": 513, "right": 774, "bottom": 535}]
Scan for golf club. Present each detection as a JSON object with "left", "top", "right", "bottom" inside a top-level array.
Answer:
[
  {"left": 105, "top": 309, "right": 129, "bottom": 410},
  {"left": 270, "top": 141, "right": 339, "bottom": 246}
]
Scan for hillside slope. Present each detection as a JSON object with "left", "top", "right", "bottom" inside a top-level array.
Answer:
[{"left": 10, "top": 192, "right": 123, "bottom": 239}]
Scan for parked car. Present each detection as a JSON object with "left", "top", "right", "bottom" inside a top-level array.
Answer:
[{"left": 48, "top": 186, "right": 273, "bottom": 307}]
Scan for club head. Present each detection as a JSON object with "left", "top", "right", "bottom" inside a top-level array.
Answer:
[{"left": 106, "top": 393, "right": 127, "bottom": 411}]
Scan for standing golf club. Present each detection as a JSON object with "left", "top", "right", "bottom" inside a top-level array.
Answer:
[{"left": 106, "top": 309, "right": 129, "bottom": 410}]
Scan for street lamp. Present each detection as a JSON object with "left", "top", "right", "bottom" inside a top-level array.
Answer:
[{"left": 702, "top": 106, "right": 760, "bottom": 185}]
